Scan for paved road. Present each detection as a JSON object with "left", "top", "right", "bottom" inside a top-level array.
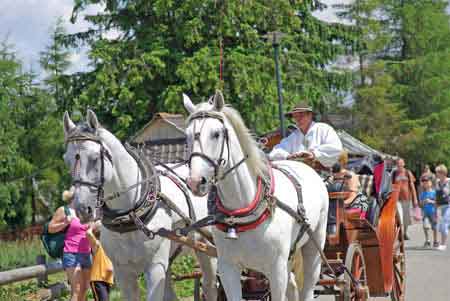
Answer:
[
  {"left": 319, "top": 223, "right": 450, "bottom": 301},
  {"left": 183, "top": 223, "right": 449, "bottom": 301}
]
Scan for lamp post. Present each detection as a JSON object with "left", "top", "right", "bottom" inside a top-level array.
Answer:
[{"left": 265, "top": 31, "right": 286, "bottom": 137}]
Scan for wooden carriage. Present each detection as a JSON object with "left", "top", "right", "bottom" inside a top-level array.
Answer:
[{"left": 316, "top": 187, "right": 405, "bottom": 301}]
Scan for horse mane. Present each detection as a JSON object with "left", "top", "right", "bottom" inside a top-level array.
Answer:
[{"left": 221, "top": 106, "right": 269, "bottom": 181}]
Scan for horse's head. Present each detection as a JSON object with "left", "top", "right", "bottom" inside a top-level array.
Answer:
[
  {"left": 183, "top": 91, "right": 232, "bottom": 196},
  {"left": 63, "top": 110, "right": 114, "bottom": 224}
]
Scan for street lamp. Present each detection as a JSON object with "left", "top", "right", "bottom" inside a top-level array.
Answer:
[{"left": 265, "top": 31, "right": 286, "bottom": 137}]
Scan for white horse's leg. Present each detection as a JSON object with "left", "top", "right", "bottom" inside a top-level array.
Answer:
[
  {"left": 218, "top": 260, "right": 242, "bottom": 301},
  {"left": 299, "top": 212, "right": 327, "bottom": 301},
  {"left": 164, "top": 269, "right": 178, "bottom": 301},
  {"left": 287, "top": 272, "right": 299, "bottom": 301},
  {"left": 268, "top": 258, "right": 289, "bottom": 301},
  {"left": 114, "top": 263, "right": 141, "bottom": 301},
  {"left": 144, "top": 262, "right": 168, "bottom": 301},
  {"left": 144, "top": 239, "right": 171, "bottom": 301},
  {"left": 195, "top": 249, "right": 218, "bottom": 301}
]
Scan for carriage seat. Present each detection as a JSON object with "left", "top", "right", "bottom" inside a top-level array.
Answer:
[
  {"left": 326, "top": 175, "right": 377, "bottom": 234},
  {"left": 358, "top": 174, "right": 373, "bottom": 197},
  {"left": 358, "top": 175, "right": 380, "bottom": 225}
]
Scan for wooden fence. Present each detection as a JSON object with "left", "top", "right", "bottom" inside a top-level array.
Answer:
[
  {"left": 0, "top": 255, "right": 68, "bottom": 299},
  {"left": 0, "top": 255, "right": 61, "bottom": 286}
]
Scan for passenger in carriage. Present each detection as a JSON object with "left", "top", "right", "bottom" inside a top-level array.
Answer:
[
  {"left": 268, "top": 101, "right": 342, "bottom": 168},
  {"left": 330, "top": 151, "right": 370, "bottom": 219}
]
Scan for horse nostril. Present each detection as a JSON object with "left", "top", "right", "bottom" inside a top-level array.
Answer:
[
  {"left": 200, "top": 177, "right": 207, "bottom": 185},
  {"left": 87, "top": 206, "right": 92, "bottom": 215}
]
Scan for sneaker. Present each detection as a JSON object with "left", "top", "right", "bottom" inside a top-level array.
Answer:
[
  {"left": 433, "top": 242, "right": 440, "bottom": 248},
  {"left": 423, "top": 241, "right": 431, "bottom": 248},
  {"left": 436, "top": 245, "right": 447, "bottom": 251}
]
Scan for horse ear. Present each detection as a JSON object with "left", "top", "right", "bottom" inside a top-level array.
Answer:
[
  {"left": 213, "top": 90, "right": 225, "bottom": 111},
  {"left": 183, "top": 93, "right": 196, "bottom": 114},
  {"left": 86, "top": 109, "right": 100, "bottom": 129},
  {"left": 63, "top": 111, "right": 76, "bottom": 136}
]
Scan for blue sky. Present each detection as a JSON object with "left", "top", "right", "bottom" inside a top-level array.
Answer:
[{"left": 1, "top": 0, "right": 448, "bottom": 76}]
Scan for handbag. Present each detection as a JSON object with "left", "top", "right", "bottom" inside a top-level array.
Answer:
[
  {"left": 41, "top": 206, "right": 71, "bottom": 259},
  {"left": 436, "top": 189, "right": 449, "bottom": 206}
]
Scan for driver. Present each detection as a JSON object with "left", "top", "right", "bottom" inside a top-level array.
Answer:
[{"left": 269, "top": 101, "right": 342, "bottom": 168}]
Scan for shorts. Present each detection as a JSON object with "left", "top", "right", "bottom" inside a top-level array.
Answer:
[
  {"left": 422, "top": 210, "right": 437, "bottom": 230},
  {"left": 62, "top": 252, "right": 92, "bottom": 269}
]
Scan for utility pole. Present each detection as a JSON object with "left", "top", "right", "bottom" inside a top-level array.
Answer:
[{"left": 265, "top": 31, "right": 286, "bottom": 137}]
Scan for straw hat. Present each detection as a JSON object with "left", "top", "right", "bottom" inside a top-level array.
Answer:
[{"left": 285, "top": 101, "right": 313, "bottom": 117}]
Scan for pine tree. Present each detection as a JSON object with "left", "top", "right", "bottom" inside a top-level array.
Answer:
[
  {"left": 0, "top": 41, "right": 67, "bottom": 228},
  {"left": 348, "top": 0, "right": 450, "bottom": 167},
  {"left": 40, "top": 17, "right": 72, "bottom": 114}
]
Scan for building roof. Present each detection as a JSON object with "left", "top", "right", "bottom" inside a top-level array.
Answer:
[
  {"left": 337, "top": 130, "right": 388, "bottom": 158},
  {"left": 131, "top": 113, "right": 186, "bottom": 142}
]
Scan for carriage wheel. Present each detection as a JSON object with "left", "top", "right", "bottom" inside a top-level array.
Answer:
[
  {"left": 390, "top": 212, "right": 406, "bottom": 301},
  {"left": 343, "top": 243, "right": 369, "bottom": 301}
]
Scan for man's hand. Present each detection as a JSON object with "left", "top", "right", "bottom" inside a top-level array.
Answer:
[{"left": 287, "top": 151, "right": 315, "bottom": 161}]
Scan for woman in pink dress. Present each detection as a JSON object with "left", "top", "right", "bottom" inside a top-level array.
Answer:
[{"left": 48, "top": 189, "right": 92, "bottom": 301}]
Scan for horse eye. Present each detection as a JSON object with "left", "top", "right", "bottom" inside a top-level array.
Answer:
[{"left": 212, "top": 131, "right": 220, "bottom": 139}]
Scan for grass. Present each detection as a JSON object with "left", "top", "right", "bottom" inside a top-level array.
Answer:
[
  {"left": 0, "top": 238, "right": 54, "bottom": 272},
  {"left": 0, "top": 239, "right": 197, "bottom": 300}
]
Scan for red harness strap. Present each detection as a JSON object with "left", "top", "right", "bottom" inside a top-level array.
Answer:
[{"left": 215, "top": 167, "right": 275, "bottom": 233}]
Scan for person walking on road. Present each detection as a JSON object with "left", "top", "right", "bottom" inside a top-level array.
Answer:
[
  {"left": 418, "top": 175, "right": 438, "bottom": 248},
  {"left": 418, "top": 164, "right": 436, "bottom": 194},
  {"left": 393, "top": 158, "right": 419, "bottom": 240},
  {"left": 435, "top": 164, "right": 450, "bottom": 251}
]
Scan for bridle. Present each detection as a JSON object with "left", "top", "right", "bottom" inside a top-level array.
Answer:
[
  {"left": 186, "top": 111, "right": 248, "bottom": 184},
  {"left": 65, "top": 130, "right": 113, "bottom": 209}
]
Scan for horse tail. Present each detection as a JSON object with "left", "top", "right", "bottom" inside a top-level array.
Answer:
[{"left": 291, "top": 247, "right": 304, "bottom": 290}]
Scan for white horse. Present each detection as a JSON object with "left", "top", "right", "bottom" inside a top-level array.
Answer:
[
  {"left": 183, "top": 91, "right": 329, "bottom": 301},
  {"left": 63, "top": 110, "right": 217, "bottom": 301}
]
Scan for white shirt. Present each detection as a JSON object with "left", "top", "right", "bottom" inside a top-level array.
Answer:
[{"left": 269, "top": 122, "right": 343, "bottom": 167}]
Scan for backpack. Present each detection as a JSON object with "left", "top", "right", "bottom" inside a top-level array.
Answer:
[{"left": 41, "top": 206, "right": 71, "bottom": 259}]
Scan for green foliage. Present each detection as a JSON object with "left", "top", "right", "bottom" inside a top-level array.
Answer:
[
  {"left": 40, "top": 17, "right": 73, "bottom": 114},
  {"left": 0, "top": 40, "right": 69, "bottom": 229},
  {"left": 66, "top": 0, "right": 357, "bottom": 137},
  {"left": 352, "top": 62, "right": 405, "bottom": 152},
  {"left": 0, "top": 238, "right": 196, "bottom": 300},
  {"left": 0, "top": 239, "right": 49, "bottom": 271},
  {"left": 347, "top": 0, "right": 450, "bottom": 170}
]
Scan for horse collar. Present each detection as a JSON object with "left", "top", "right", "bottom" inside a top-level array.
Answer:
[{"left": 212, "top": 167, "right": 275, "bottom": 233}]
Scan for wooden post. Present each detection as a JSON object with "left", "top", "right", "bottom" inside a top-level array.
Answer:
[{"left": 36, "top": 255, "right": 47, "bottom": 287}]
